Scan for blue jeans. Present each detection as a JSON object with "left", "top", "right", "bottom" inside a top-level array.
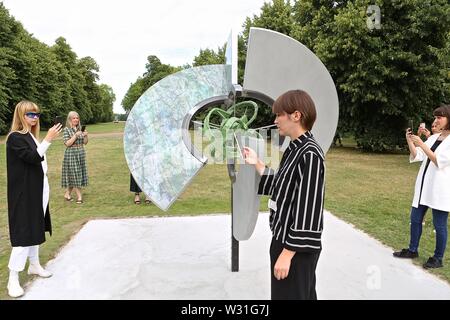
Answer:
[{"left": 409, "top": 204, "right": 449, "bottom": 259}]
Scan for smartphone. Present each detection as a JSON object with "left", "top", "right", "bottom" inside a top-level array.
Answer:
[
  {"left": 81, "top": 125, "right": 86, "bottom": 132},
  {"left": 407, "top": 119, "right": 414, "bottom": 130},
  {"left": 54, "top": 116, "right": 64, "bottom": 126},
  {"left": 419, "top": 122, "right": 426, "bottom": 129}
]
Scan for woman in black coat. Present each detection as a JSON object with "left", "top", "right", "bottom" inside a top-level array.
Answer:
[{"left": 6, "top": 101, "right": 61, "bottom": 298}]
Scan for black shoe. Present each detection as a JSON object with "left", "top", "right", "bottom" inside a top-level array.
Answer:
[
  {"left": 393, "top": 248, "right": 418, "bottom": 258},
  {"left": 423, "top": 257, "right": 443, "bottom": 269}
]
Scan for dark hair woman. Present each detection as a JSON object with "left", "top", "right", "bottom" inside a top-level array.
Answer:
[
  {"left": 394, "top": 105, "right": 450, "bottom": 269},
  {"left": 244, "top": 90, "right": 325, "bottom": 300}
]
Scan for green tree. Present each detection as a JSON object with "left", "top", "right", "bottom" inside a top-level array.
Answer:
[
  {"left": 193, "top": 47, "right": 225, "bottom": 66},
  {"left": 0, "top": 3, "right": 21, "bottom": 132},
  {"left": 78, "top": 56, "right": 101, "bottom": 123},
  {"left": 242, "top": 0, "right": 294, "bottom": 40},
  {"left": 121, "top": 55, "right": 180, "bottom": 112},
  {"left": 292, "top": 0, "right": 449, "bottom": 151},
  {"left": 142, "top": 55, "right": 181, "bottom": 89},
  {"left": 0, "top": 4, "right": 114, "bottom": 133},
  {"left": 122, "top": 77, "right": 146, "bottom": 112},
  {"left": 97, "top": 84, "right": 115, "bottom": 122},
  {"left": 290, "top": 1, "right": 347, "bottom": 55},
  {"left": 52, "top": 37, "right": 94, "bottom": 123},
  {"left": 240, "top": 0, "right": 449, "bottom": 151},
  {"left": 28, "top": 38, "right": 68, "bottom": 126}
]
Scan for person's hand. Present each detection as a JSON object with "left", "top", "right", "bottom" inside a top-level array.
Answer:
[
  {"left": 417, "top": 126, "right": 431, "bottom": 138},
  {"left": 82, "top": 130, "right": 88, "bottom": 137},
  {"left": 410, "top": 134, "right": 424, "bottom": 147},
  {"left": 44, "top": 123, "right": 62, "bottom": 142},
  {"left": 420, "top": 128, "right": 431, "bottom": 139},
  {"left": 75, "top": 130, "right": 83, "bottom": 137},
  {"left": 405, "top": 128, "right": 413, "bottom": 141},
  {"left": 243, "top": 147, "right": 259, "bottom": 165},
  {"left": 243, "top": 146, "right": 266, "bottom": 175},
  {"left": 274, "top": 249, "right": 295, "bottom": 280}
]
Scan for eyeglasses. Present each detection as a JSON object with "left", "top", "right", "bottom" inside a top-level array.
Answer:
[{"left": 25, "top": 112, "right": 41, "bottom": 119}]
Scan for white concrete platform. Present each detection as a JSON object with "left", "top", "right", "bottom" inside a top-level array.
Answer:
[{"left": 22, "top": 211, "right": 450, "bottom": 300}]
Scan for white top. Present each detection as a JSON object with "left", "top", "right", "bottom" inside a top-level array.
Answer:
[
  {"left": 30, "top": 134, "right": 51, "bottom": 215},
  {"left": 410, "top": 133, "right": 450, "bottom": 212}
]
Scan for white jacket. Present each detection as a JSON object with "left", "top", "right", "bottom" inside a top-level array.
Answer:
[{"left": 410, "top": 133, "right": 450, "bottom": 212}]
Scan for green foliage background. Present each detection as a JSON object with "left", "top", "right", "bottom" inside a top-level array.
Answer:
[
  {"left": 0, "top": 3, "right": 115, "bottom": 134},
  {"left": 122, "top": 0, "right": 449, "bottom": 151}
]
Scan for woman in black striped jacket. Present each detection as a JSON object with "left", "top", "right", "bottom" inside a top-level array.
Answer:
[{"left": 244, "top": 90, "right": 325, "bottom": 300}]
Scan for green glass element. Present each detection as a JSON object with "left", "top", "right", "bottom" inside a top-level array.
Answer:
[
  {"left": 124, "top": 65, "right": 231, "bottom": 211},
  {"left": 202, "top": 100, "right": 262, "bottom": 161}
]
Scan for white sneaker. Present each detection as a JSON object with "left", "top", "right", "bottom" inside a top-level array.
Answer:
[
  {"left": 7, "top": 278, "right": 24, "bottom": 298},
  {"left": 28, "top": 264, "right": 52, "bottom": 278}
]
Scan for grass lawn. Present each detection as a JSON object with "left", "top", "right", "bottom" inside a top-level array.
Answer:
[
  {"left": 326, "top": 145, "right": 450, "bottom": 284},
  {"left": 0, "top": 123, "right": 449, "bottom": 299},
  {"left": 80, "top": 121, "right": 125, "bottom": 134}
]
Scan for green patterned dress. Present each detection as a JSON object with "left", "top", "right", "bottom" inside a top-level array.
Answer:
[{"left": 61, "top": 127, "right": 88, "bottom": 188}]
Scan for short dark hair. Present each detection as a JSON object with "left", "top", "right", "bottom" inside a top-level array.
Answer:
[
  {"left": 433, "top": 104, "right": 450, "bottom": 130},
  {"left": 272, "top": 89, "right": 317, "bottom": 131}
]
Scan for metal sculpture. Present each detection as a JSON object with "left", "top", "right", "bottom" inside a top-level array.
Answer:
[{"left": 124, "top": 27, "right": 339, "bottom": 271}]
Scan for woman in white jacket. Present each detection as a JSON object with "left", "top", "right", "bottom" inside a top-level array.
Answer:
[{"left": 394, "top": 105, "right": 450, "bottom": 269}]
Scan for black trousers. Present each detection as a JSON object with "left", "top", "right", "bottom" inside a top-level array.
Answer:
[
  {"left": 129, "top": 174, "right": 142, "bottom": 193},
  {"left": 270, "top": 238, "right": 320, "bottom": 300}
]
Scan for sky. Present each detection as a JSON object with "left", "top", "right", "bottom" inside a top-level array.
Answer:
[{"left": 2, "top": 0, "right": 267, "bottom": 114}]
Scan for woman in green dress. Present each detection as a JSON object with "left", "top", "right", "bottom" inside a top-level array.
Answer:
[{"left": 61, "top": 111, "right": 88, "bottom": 203}]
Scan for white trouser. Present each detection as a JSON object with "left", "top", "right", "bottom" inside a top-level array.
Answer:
[{"left": 8, "top": 245, "right": 40, "bottom": 272}]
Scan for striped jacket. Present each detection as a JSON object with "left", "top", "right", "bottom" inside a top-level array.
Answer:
[{"left": 258, "top": 131, "right": 325, "bottom": 253}]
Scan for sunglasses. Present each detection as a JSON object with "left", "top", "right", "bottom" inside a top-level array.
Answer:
[{"left": 25, "top": 112, "right": 41, "bottom": 119}]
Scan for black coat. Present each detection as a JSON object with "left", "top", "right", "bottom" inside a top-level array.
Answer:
[{"left": 6, "top": 132, "right": 52, "bottom": 247}]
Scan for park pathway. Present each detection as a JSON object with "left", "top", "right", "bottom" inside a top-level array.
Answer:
[{"left": 21, "top": 211, "right": 450, "bottom": 300}]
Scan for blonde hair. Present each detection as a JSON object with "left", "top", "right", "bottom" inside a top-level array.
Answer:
[
  {"left": 7, "top": 100, "right": 40, "bottom": 140},
  {"left": 66, "top": 111, "right": 82, "bottom": 130}
]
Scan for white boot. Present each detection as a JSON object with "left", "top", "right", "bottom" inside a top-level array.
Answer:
[
  {"left": 7, "top": 270, "right": 24, "bottom": 298},
  {"left": 28, "top": 262, "right": 52, "bottom": 278}
]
